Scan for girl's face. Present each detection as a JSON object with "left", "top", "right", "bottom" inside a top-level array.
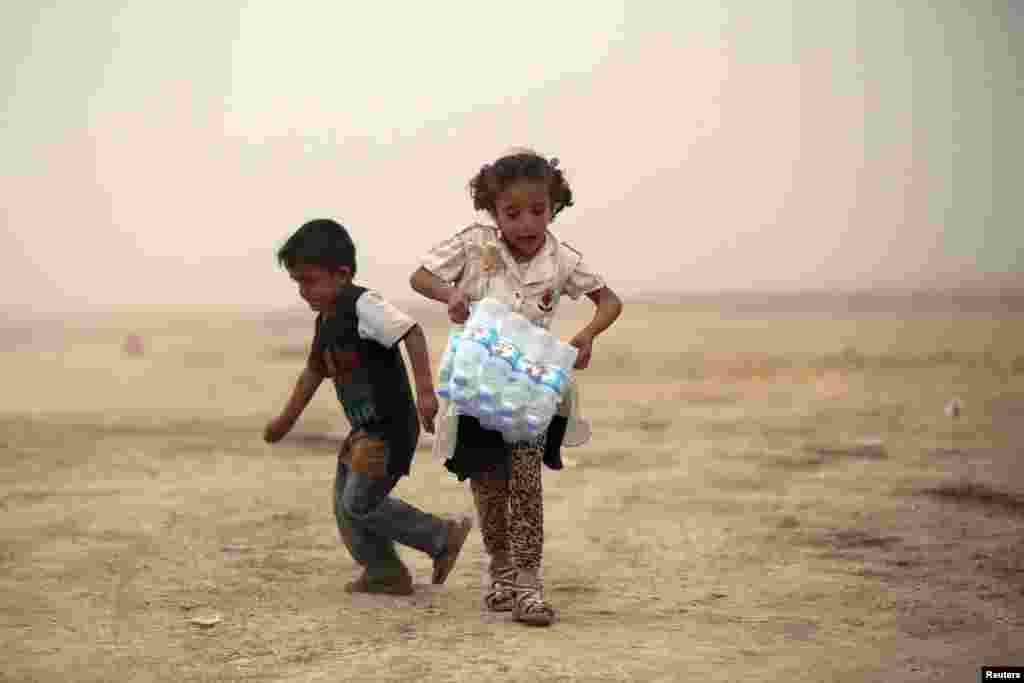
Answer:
[
  {"left": 288, "top": 262, "right": 351, "bottom": 313},
  {"left": 493, "top": 180, "right": 552, "bottom": 261}
]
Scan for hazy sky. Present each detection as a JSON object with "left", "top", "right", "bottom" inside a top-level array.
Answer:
[{"left": 2, "top": 2, "right": 1021, "bottom": 311}]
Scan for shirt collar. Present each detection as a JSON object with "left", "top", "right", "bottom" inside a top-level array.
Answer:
[{"left": 496, "top": 229, "right": 559, "bottom": 286}]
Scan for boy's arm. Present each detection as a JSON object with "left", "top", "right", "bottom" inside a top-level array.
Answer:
[
  {"left": 569, "top": 286, "right": 623, "bottom": 370},
  {"left": 280, "top": 367, "right": 324, "bottom": 424},
  {"left": 265, "top": 367, "right": 323, "bottom": 443},
  {"left": 401, "top": 324, "right": 435, "bottom": 395},
  {"left": 401, "top": 324, "right": 438, "bottom": 433}
]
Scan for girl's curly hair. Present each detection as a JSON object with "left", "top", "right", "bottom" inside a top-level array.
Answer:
[{"left": 468, "top": 150, "right": 574, "bottom": 218}]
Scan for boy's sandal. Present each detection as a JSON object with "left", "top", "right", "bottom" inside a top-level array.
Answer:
[
  {"left": 484, "top": 566, "right": 517, "bottom": 612},
  {"left": 511, "top": 579, "right": 556, "bottom": 626},
  {"left": 432, "top": 516, "right": 474, "bottom": 585}
]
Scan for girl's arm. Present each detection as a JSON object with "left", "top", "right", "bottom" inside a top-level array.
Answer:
[
  {"left": 409, "top": 267, "right": 454, "bottom": 304},
  {"left": 410, "top": 267, "right": 470, "bottom": 324},
  {"left": 581, "top": 286, "right": 623, "bottom": 339},
  {"left": 569, "top": 286, "right": 623, "bottom": 370}
]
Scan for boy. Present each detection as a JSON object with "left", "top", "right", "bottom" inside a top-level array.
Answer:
[{"left": 265, "top": 218, "right": 473, "bottom": 595}]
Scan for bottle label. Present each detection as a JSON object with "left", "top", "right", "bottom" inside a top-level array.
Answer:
[
  {"left": 525, "top": 364, "right": 547, "bottom": 383},
  {"left": 463, "top": 324, "right": 495, "bottom": 350},
  {"left": 491, "top": 338, "right": 521, "bottom": 368},
  {"left": 531, "top": 365, "right": 567, "bottom": 395},
  {"left": 515, "top": 357, "right": 535, "bottom": 375}
]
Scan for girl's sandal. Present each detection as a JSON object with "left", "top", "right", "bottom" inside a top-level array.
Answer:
[
  {"left": 484, "top": 566, "right": 517, "bottom": 612},
  {"left": 511, "top": 579, "right": 556, "bottom": 626}
]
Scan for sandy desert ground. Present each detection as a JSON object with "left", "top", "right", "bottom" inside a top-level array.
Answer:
[{"left": 1, "top": 296, "right": 1022, "bottom": 682}]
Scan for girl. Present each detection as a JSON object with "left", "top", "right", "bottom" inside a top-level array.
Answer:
[{"left": 409, "top": 149, "right": 623, "bottom": 626}]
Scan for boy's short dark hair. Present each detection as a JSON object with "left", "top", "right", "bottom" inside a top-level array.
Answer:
[{"left": 277, "top": 219, "right": 357, "bottom": 275}]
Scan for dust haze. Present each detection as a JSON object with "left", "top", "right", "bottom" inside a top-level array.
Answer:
[{"left": 2, "top": 2, "right": 1021, "bottom": 313}]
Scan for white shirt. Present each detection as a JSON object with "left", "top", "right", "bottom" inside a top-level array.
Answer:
[
  {"left": 420, "top": 223, "right": 605, "bottom": 329},
  {"left": 356, "top": 290, "right": 416, "bottom": 348}
]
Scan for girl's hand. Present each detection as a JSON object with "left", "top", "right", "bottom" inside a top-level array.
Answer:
[
  {"left": 447, "top": 288, "right": 470, "bottom": 324},
  {"left": 569, "top": 331, "right": 594, "bottom": 370}
]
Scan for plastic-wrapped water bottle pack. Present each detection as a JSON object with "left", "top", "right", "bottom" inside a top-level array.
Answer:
[{"left": 436, "top": 298, "right": 578, "bottom": 443}]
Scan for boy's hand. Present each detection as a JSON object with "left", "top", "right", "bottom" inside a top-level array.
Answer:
[
  {"left": 569, "top": 331, "right": 594, "bottom": 370},
  {"left": 447, "top": 288, "right": 470, "bottom": 324},
  {"left": 263, "top": 416, "right": 295, "bottom": 444},
  {"left": 416, "top": 390, "right": 438, "bottom": 434}
]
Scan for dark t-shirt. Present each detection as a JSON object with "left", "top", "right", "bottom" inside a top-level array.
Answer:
[{"left": 307, "top": 285, "right": 420, "bottom": 477}]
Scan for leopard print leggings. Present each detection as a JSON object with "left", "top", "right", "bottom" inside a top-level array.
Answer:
[{"left": 469, "top": 437, "right": 545, "bottom": 572}]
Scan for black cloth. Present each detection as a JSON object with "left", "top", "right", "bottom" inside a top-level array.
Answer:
[
  {"left": 443, "top": 414, "right": 568, "bottom": 481},
  {"left": 308, "top": 285, "right": 420, "bottom": 478}
]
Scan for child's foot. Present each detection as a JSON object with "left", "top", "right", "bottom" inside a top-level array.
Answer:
[
  {"left": 484, "top": 565, "right": 517, "bottom": 612},
  {"left": 345, "top": 568, "right": 414, "bottom": 596},
  {"left": 511, "top": 571, "right": 556, "bottom": 626},
  {"left": 432, "top": 515, "right": 474, "bottom": 584}
]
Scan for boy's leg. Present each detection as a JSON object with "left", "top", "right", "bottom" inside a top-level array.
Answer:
[
  {"left": 333, "top": 460, "right": 409, "bottom": 593},
  {"left": 338, "top": 433, "right": 458, "bottom": 570},
  {"left": 333, "top": 462, "right": 356, "bottom": 557}
]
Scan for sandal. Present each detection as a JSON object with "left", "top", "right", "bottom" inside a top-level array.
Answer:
[
  {"left": 484, "top": 566, "right": 517, "bottom": 612},
  {"left": 432, "top": 516, "right": 474, "bottom": 585},
  {"left": 511, "top": 575, "right": 556, "bottom": 626}
]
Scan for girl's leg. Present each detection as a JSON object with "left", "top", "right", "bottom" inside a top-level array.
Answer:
[
  {"left": 507, "top": 440, "right": 544, "bottom": 572},
  {"left": 469, "top": 464, "right": 510, "bottom": 566},
  {"left": 469, "top": 463, "right": 515, "bottom": 610},
  {"left": 507, "top": 437, "right": 556, "bottom": 626}
]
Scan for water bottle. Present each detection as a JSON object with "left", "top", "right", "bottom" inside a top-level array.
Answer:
[
  {"left": 498, "top": 370, "right": 533, "bottom": 442},
  {"left": 490, "top": 316, "right": 534, "bottom": 440},
  {"left": 435, "top": 324, "right": 464, "bottom": 401},
  {"left": 521, "top": 335, "right": 554, "bottom": 436},
  {"left": 476, "top": 311, "right": 525, "bottom": 430},
  {"left": 497, "top": 323, "right": 546, "bottom": 442},
  {"left": 449, "top": 307, "right": 489, "bottom": 411},
  {"left": 545, "top": 341, "right": 579, "bottom": 412},
  {"left": 450, "top": 298, "right": 505, "bottom": 414},
  {"left": 524, "top": 337, "right": 578, "bottom": 436}
]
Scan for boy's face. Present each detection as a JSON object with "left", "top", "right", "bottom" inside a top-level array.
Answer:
[
  {"left": 493, "top": 180, "right": 552, "bottom": 260},
  {"left": 288, "top": 263, "right": 351, "bottom": 313}
]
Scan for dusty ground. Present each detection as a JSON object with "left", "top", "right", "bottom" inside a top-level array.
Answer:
[{"left": 1, "top": 299, "right": 1022, "bottom": 682}]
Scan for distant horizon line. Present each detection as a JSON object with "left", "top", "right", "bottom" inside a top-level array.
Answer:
[{"left": 5, "top": 284, "right": 1024, "bottom": 318}]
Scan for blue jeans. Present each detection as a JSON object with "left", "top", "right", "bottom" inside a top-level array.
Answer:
[{"left": 333, "top": 452, "right": 449, "bottom": 580}]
